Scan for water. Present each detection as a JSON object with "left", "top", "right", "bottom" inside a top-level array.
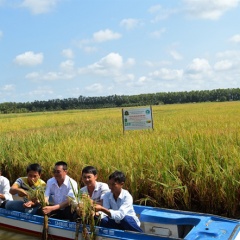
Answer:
[{"left": 0, "top": 229, "right": 40, "bottom": 239}]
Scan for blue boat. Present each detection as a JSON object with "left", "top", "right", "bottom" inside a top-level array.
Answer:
[{"left": 0, "top": 205, "right": 240, "bottom": 239}]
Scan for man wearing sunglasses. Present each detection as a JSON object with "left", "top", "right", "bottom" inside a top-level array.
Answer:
[{"left": 41, "top": 161, "right": 78, "bottom": 221}]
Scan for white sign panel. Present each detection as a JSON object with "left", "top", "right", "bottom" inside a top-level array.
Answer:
[{"left": 122, "top": 106, "right": 153, "bottom": 131}]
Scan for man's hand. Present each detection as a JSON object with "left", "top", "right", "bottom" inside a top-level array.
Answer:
[
  {"left": 23, "top": 201, "right": 34, "bottom": 208},
  {"left": 94, "top": 204, "right": 111, "bottom": 217},
  {"left": 42, "top": 205, "right": 57, "bottom": 215},
  {"left": 95, "top": 204, "right": 103, "bottom": 212},
  {"left": 0, "top": 193, "right": 5, "bottom": 200}
]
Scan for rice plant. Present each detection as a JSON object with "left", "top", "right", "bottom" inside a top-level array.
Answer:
[
  {"left": 68, "top": 181, "right": 96, "bottom": 240},
  {"left": 25, "top": 185, "right": 48, "bottom": 240}
]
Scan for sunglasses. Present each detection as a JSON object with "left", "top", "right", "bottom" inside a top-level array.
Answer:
[{"left": 52, "top": 170, "right": 64, "bottom": 174}]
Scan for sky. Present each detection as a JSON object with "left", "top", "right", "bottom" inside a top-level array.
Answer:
[{"left": 0, "top": 0, "right": 240, "bottom": 103}]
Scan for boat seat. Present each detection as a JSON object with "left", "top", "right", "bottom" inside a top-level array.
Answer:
[
  {"left": 140, "top": 209, "right": 200, "bottom": 225},
  {"left": 140, "top": 209, "right": 199, "bottom": 238}
]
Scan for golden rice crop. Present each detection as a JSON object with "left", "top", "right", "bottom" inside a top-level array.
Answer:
[{"left": 1, "top": 102, "right": 240, "bottom": 218}]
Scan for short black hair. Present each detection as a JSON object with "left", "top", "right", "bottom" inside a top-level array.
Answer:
[
  {"left": 82, "top": 166, "right": 97, "bottom": 175},
  {"left": 55, "top": 161, "right": 68, "bottom": 170},
  {"left": 27, "top": 163, "right": 42, "bottom": 174},
  {"left": 109, "top": 171, "right": 125, "bottom": 183}
]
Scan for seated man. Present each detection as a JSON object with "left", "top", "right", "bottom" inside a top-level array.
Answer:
[
  {"left": 80, "top": 166, "right": 109, "bottom": 204},
  {"left": 0, "top": 167, "right": 13, "bottom": 208},
  {"left": 41, "top": 161, "right": 78, "bottom": 221},
  {"left": 5, "top": 163, "right": 45, "bottom": 214},
  {"left": 95, "top": 171, "right": 143, "bottom": 232}
]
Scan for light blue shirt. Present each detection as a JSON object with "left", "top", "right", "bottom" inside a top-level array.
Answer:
[
  {"left": 102, "top": 189, "right": 140, "bottom": 226},
  {"left": 80, "top": 181, "right": 109, "bottom": 203}
]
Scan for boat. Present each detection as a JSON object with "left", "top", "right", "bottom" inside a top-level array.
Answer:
[{"left": 0, "top": 205, "right": 240, "bottom": 239}]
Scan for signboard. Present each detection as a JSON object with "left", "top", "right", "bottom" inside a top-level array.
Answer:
[{"left": 122, "top": 106, "right": 153, "bottom": 131}]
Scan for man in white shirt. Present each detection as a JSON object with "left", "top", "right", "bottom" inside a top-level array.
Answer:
[
  {"left": 42, "top": 161, "right": 78, "bottom": 220},
  {"left": 80, "top": 166, "right": 109, "bottom": 204},
  {"left": 0, "top": 168, "right": 13, "bottom": 208},
  {"left": 95, "top": 171, "right": 142, "bottom": 232}
]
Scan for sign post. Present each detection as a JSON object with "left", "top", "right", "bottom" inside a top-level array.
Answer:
[{"left": 122, "top": 106, "right": 153, "bottom": 133}]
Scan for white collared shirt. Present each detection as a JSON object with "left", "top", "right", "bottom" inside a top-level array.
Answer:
[
  {"left": 102, "top": 189, "right": 140, "bottom": 226},
  {"left": 0, "top": 176, "right": 13, "bottom": 204},
  {"left": 80, "top": 181, "right": 109, "bottom": 203},
  {"left": 45, "top": 175, "right": 78, "bottom": 205}
]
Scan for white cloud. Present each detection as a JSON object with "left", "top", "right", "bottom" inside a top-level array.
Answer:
[
  {"left": 75, "top": 29, "right": 121, "bottom": 53},
  {"left": 60, "top": 60, "right": 75, "bottom": 72},
  {"left": 85, "top": 83, "right": 103, "bottom": 93},
  {"left": 216, "top": 50, "right": 240, "bottom": 59},
  {"left": 25, "top": 72, "right": 40, "bottom": 79},
  {"left": 28, "top": 87, "right": 54, "bottom": 97},
  {"left": 0, "top": 31, "right": 3, "bottom": 39},
  {"left": 169, "top": 50, "right": 183, "bottom": 60},
  {"left": 79, "top": 52, "right": 124, "bottom": 76},
  {"left": 40, "top": 72, "right": 62, "bottom": 81},
  {"left": 74, "top": 39, "right": 97, "bottom": 52},
  {"left": 120, "top": 18, "right": 142, "bottom": 30},
  {"left": 93, "top": 29, "right": 121, "bottom": 42},
  {"left": 150, "top": 28, "right": 166, "bottom": 38},
  {"left": 78, "top": 53, "right": 136, "bottom": 84},
  {"left": 183, "top": 0, "right": 240, "bottom": 20},
  {"left": 114, "top": 73, "right": 135, "bottom": 83},
  {"left": 149, "top": 4, "right": 178, "bottom": 22},
  {"left": 20, "top": 0, "right": 59, "bottom": 14},
  {"left": 125, "top": 58, "right": 136, "bottom": 67},
  {"left": 83, "top": 46, "right": 97, "bottom": 53},
  {"left": 45, "top": 72, "right": 75, "bottom": 80},
  {"left": 229, "top": 34, "right": 240, "bottom": 43},
  {"left": 214, "top": 60, "right": 233, "bottom": 71},
  {"left": 1, "top": 84, "right": 15, "bottom": 91},
  {"left": 97, "top": 52, "right": 123, "bottom": 69},
  {"left": 62, "top": 49, "right": 74, "bottom": 58},
  {"left": 186, "top": 58, "right": 211, "bottom": 73},
  {"left": 26, "top": 70, "right": 75, "bottom": 81},
  {"left": 149, "top": 68, "right": 183, "bottom": 80},
  {"left": 14, "top": 51, "right": 43, "bottom": 66},
  {"left": 145, "top": 60, "right": 172, "bottom": 67},
  {"left": 148, "top": 4, "right": 162, "bottom": 14}
]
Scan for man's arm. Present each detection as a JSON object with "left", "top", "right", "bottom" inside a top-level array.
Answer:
[
  {"left": 98, "top": 192, "right": 133, "bottom": 221},
  {"left": 10, "top": 183, "right": 28, "bottom": 197},
  {"left": 95, "top": 204, "right": 111, "bottom": 217},
  {"left": 42, "top": 199, "right": 70, "bottom": 215}
]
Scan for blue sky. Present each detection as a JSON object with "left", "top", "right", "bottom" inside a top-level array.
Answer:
[{"left": 0, "top": 0, "right": 240, "bottom": 103}]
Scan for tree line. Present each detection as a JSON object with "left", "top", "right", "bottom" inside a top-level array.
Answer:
[{"left": 1, "top": 88, "right": 240, "bottom": 114}]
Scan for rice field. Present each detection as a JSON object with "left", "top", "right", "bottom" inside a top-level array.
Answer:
[{"left": 1, "top": 102, "right": 240, "bottom": 218}]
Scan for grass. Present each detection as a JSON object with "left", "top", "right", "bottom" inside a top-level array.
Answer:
[{"left": 1, "top": 102, "right": 240, "bottom": 218}]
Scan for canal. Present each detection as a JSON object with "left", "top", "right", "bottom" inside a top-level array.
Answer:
[{"left": 0, "top": 229, "right": 40, "bottom": 239}]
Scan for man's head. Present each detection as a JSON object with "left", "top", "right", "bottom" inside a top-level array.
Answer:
[
  {"left": 26, "top": 163, "right": 42, "bottom": 185},
  {"left": 81, "top": 166, "right": 97, "bottom": 188},
  {"left": 108, "top": 171, "right": 125, "bottom": 193},
  {"left": 53, "top": 161, "right": 68, "bottom": 182},
  {"left": 82, "top": 166, "right": 97, "bottom": 176}
]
